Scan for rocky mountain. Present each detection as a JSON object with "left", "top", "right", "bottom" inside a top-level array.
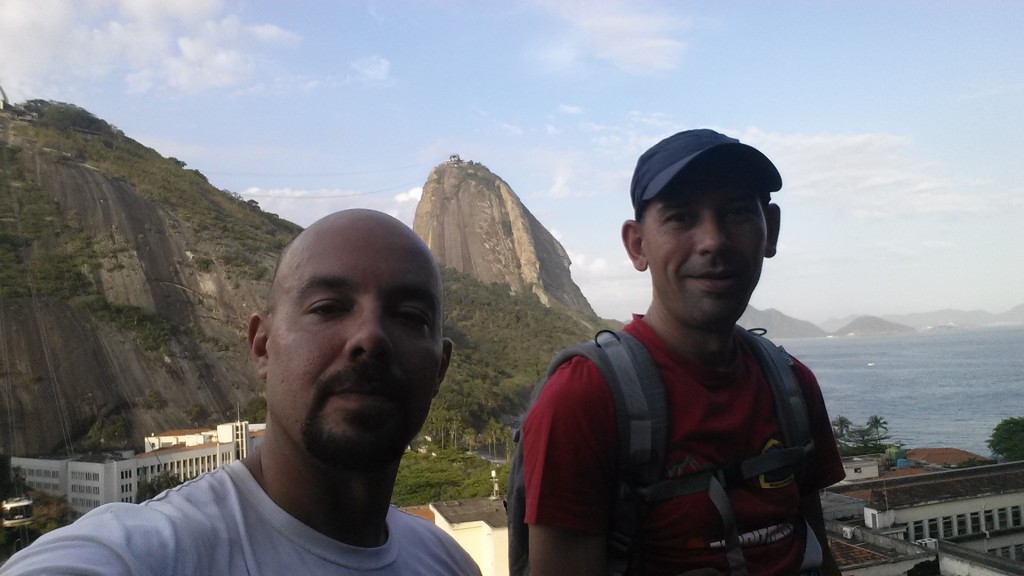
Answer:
[
  {"left": 832, "top": 315, "right": 916, "bottom": 337},
  {"left": 0, "top": 101, "right": 299, "bottom": 456},
  {"left": 738, "top": 306, "right": 827, "bottom": 339},
  {"left": 413, "top": 157, "right": 596, "bottom": 319}
]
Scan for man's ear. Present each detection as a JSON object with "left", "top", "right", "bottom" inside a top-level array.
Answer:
[
  {"left": 433, "top": 338, "right": 453, "bottom": 397},
  {"left": 247, "top": 312, "right": 270, "bottom": 380},
  {"left": 764, "top": 203, "right": 781, "bottom": 259},
  {"left": 621, "top": 219, "right": 648, "bottom": 271}
]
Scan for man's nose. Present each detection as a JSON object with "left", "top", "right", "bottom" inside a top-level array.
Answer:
[
  {"left": 344, "top": 305, "right": 392, "bottom": 362},
  {"left": 694, "top": 212, "right": 728, "bottom": 252}
]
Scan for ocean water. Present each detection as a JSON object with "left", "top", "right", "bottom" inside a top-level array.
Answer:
[{"left": 777, "top": 325, "right": 1024, "bottom": 459}]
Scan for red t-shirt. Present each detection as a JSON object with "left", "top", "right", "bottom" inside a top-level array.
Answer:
[{"left": 523, "top": 316, "right": 845, "bottom": 575}]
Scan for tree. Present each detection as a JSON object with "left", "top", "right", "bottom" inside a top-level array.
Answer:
[
  {"left": 242, "top": 394, "right": 267, "bottom": 423},
  {"left": 136, "top": 471, "right": 185, "bottom": 502},
  {"left": 866, "top": 415, "right": 890, "bottom": 447},
  {"left": 831, "top": 415, "right": 852, "bottom": 441},
  {"left": 988, "top": 417, "right": 1024, "bottom": 462},
  {"left": 482, "top": 419, "right": 504, "bottom": 457}
]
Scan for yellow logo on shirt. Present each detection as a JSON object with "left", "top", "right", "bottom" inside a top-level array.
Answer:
[{"left": 758, "top": 438, "right": 795, "bottom": 489}]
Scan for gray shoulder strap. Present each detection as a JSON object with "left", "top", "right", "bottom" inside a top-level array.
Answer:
[{"left": 737, "top": 328, "right": 813, "bottom": 455}]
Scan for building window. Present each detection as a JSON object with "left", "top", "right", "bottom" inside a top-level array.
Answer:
[
  {"left": 942, "top": 516, "right": 953, "bottom": 538},
  {"left": 1012, "top": 506, "right": 1022, "bottom": 527},
  {"left": 910, "top": 520, "right": 924, "bottom": 541},
  {"left": 998, "top": 508, "right": 1008, "bottom": 529},
  {"left": 927, "top": 518, "right": 938, "bottom": 538},
  {"left": 956, "top": 514, "right": 967, "bottom": 535},
  {"left": 970, "top": 512, "right": 981, "bottom": 533},
  {"left": 984, "top": 510, "right": 995, "bottom": 531}
]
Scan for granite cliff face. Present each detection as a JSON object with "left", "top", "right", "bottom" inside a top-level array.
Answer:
[
  {"left": 0, "top": 103, "right": 298, "bottom": 456},
  {"left": 413, "top": 158, "right": 596, "bottom": 318}
]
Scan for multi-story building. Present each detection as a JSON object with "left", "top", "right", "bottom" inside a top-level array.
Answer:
[
  {"left": 12, "top": 421, "right": 262, "bottom": 519},
  {"left": 829, "top": 461, "right": 1024, "bottom": 564}
]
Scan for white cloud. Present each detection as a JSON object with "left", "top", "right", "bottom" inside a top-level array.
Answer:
[
  {"left": 395, "top": 187, "right": 423, "bottom": 203},
  {"left": 559, "top": 104, "right": 584, "bottom": 114},
  {"left": 742, "top": 129, "right": 1012, "bottom": 220},
  {"left": 536, "top": 0, "right": 688, "bottom": 74},
  {"left": 350, "top": 55, "right": 392, "bottom": 84},
  {"left": 0, "top": 0, "right": 298, "bottom": 98}
]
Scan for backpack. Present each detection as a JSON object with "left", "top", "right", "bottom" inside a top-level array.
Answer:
[{"left": 505, "top": 327, "right": 816, "bottom": 576}]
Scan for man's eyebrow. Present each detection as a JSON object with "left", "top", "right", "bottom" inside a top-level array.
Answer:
[
  {"left": 384, "top": 283, "right": 441, "bottom": 312},
  {"left": 293, "top": 275, "right": 439, "bottom": 310},
  {"left": 293, "top": 275, "right": 358, "bottom": 301}
]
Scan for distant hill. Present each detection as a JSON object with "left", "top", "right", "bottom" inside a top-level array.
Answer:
[
  {"left": 998, "top": 303, "right": 1024, "bottom": 324},
  {"left": 821, "top": 304, "right": 1024, "bottom": 332},
  {"left": 882, "top": 308, "right": 998, "bottom": 329},
  {"left": 738, "top": 306, "right": 826, "bottom": 339},
  {"left": 832, "top": 315, "right": 916, "bottom": 337}
]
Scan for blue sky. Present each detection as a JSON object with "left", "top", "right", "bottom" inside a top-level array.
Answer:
[{"left": 2, "top": 0, "right": 1022, "bottom": 324}]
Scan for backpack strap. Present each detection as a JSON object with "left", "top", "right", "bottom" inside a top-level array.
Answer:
[
  {"left": 737, "top": 328, "right": 815, "bottom": 459},
  {"left": 509, "top": 329, "right": 665, "bottom": 576},
  {"left": 587, "top": 330, "right": 666, "bottom": 576}
]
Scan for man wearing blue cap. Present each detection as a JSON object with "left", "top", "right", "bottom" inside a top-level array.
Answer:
[{"left": 522, "top": 130, "right": 845, "bottom": 575}]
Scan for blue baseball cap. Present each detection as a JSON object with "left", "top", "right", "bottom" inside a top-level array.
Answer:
[{"left": 630, "top": 129, "right": 782, "bottom": 219}]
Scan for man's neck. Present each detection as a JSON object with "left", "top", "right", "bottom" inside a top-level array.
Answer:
[
  {"left": 640, "top": 310, "right": 738, "bottom": 369},
  {"left": 242, "top": 433, "right": 399, "bottom": 547}
]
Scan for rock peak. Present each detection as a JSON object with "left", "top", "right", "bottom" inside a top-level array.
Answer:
[{"left": 413, "top": 159, "right": 596, "bottom": 318}]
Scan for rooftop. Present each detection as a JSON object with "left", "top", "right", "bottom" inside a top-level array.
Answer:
[
  {"left": 431, "top": 497, "right": 507, "bottom": 528},
  {"left": 831, "top": 461, "right": 1024, "bottom": 509},
  {"left": 906, "top": 447, "right": 989, "bottom": 466}
]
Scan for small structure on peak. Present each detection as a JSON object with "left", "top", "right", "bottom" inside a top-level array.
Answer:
[{"left": 447, "top": 154, "right": 463, "bottom": 164}]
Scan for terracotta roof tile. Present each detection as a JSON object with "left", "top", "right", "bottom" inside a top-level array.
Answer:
[{"left": 906, "top": 447, "right": 987, "bottom": 466}]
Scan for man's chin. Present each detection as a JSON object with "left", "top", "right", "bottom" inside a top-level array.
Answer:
[{"left": 302, "top": 413, "right": 410, "bottom": 470}]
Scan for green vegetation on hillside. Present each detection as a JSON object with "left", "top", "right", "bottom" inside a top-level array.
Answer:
[
  {"left": 433, "top": 267, "right": 600, "bottom": 433},
  {"left": 14, "top": 101, "right": 299, "bottom": 281}
]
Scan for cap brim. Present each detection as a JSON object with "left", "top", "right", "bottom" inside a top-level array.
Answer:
[{"left": 638, "top": 142, "right": 782, "bottom": 206}]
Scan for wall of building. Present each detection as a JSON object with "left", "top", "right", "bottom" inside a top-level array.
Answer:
[
  {"left": 938, "top": 540, "right": 1024, "bottom": 576},
  {"left": 11, "top": 421, "right": 261, "bottom": 518},
  {"left": 866, "top": 496, "right": 1024, "bottom": 541}
]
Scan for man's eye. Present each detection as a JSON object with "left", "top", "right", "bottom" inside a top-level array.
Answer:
[
  {"left": 666, "top": 211, "right": 697, "bottom": 225},
  {"left": 726, "top": 204, "right": 759, "bottom": 218},
  {"left": 397, "top": 307, "right": 431, "bottom": 327},
  {"left": 309, "top": 301, "right": 348, "bottom": 316}
]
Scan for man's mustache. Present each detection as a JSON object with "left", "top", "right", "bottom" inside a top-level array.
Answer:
[{"left": 310, "top": 361, "right": 402, "bottom": 408}]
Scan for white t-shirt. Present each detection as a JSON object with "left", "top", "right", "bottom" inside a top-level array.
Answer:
[{"left": 1, "top": 461, "right": 480, "bottom": 575}]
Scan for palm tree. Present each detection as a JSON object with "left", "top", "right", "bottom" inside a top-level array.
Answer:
[
  {"left": 866, "top": 415, "right": 889, "bottom": 448},
  {"left": 831, "top": 415, "right": 852, "bottom": 441}
]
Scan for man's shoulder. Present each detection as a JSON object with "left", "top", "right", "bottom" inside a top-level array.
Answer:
[
  {"left": 0, "top": 502, "right": 203, "bottom": 575},
  {"left": 387, "top": 507, "right": 482, "bottom": 574}
]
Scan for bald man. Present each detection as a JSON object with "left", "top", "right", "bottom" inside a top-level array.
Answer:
[{"left": 3, "top": 210, "right": 480, "bottom": 575}]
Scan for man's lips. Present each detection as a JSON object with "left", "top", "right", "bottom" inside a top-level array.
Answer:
[{"left": 688, "top": 272, "right": 742, "bottom": 293}]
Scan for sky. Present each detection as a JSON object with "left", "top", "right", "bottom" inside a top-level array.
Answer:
[{"left": 1, "top": 0, "right": 1022, "bottom": 325}]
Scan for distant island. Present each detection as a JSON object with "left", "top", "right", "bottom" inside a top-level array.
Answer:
[{"left": 740, "top": 303, "right": 1024, "bottom": 339}]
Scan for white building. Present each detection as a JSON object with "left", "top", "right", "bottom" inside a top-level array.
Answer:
[
  {"left": 430, "top": 497, "right": 508, "bottom": 576},
  {"left": 841, "top": 454, "right": 883, "bottom": 482},
  {"left": 13, "top": 421, "right": 263, "bottom": 519},
  {"left": 830, "top": 461, "right": 1024, "bottom": 566}
]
